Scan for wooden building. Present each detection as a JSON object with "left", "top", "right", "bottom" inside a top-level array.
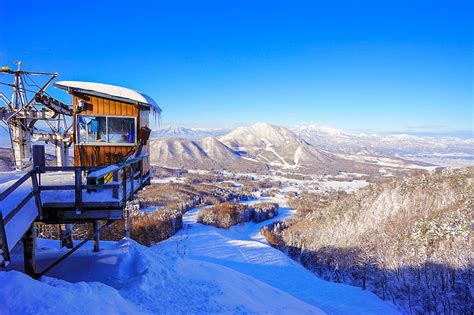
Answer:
[
  {"left": 54, "top": 81, "right": 161, "bottom": 176},
  {"left": 0, "top": 81, "right": 160, "bottom": 276}
]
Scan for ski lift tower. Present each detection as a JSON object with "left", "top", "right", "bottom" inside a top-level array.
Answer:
[{"left": 0, "top": 62, "right": 73, "bottom": 169}]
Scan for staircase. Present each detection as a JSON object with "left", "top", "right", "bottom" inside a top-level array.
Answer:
[{"left": 0, "top": 171, "right": 39, "bottom": 267}]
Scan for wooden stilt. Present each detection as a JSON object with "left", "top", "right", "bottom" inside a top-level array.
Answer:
[
  {"left": 93, "top": 221, "right": 100, "bottom": 252},
  {"left": 125, "top": 204, "right": 130, "bottom": 239},
  {"left": 61, "top": 224, "right": 74, "bottom": 248},
  {"left": 23, "top": 224, "right": 36, "bottom": 277}
]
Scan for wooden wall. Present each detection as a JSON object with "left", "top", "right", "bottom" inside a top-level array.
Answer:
[{"left": 72, "top": 94, "right": 150, "bottom": 172}]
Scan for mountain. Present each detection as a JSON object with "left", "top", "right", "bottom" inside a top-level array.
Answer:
[
  {"left": 149, "top": 137, "right": 267, "bottom": 173},
  {"left": 218, "top": 123, "right": 383, "bottom": 174},
  {"left": 149, "top": 123, "right": 437, "bottom": 174},
  {"left": 151, "top": 126, "right": 229, "bottom": 139},
  {"left": 294, "top": 124, "right": 474, "bottom": 167},
  {"left": 219, "top": 123, "right": 303, "bottom": 149}
]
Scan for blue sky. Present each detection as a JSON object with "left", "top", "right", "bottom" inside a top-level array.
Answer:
[{"left": 0, "top": 0, "right": 472, "bottom": 136}]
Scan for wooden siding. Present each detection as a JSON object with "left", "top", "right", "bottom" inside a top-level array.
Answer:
[{"left": 72, "top": 94, "right": 150, "bottom": 172}]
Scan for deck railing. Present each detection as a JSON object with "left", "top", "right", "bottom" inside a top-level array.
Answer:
[{"left": 0, "top": 145, "right": 150, "bottom": 267}]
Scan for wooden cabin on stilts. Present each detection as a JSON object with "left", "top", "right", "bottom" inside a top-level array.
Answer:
[{"left": 0, "top": 78, "right": 161, "bottom": 278}]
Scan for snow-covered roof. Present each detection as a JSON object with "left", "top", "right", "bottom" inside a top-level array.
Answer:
[{"left": 54, "top": 81, "right": 161, "bottom": 113}]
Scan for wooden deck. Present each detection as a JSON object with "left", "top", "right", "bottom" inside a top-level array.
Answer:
[{"left": 0, "top": 147, "right": 150, "bottom": 267}]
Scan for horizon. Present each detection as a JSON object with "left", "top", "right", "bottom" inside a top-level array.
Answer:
[
  {"left": 1, "top": 0, "right": 472, "bottom": 137},
  {"left": 154, "top": 121, "right": 474, "bottom": 139}
]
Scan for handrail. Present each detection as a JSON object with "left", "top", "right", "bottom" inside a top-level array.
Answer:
[
  {"left": 0, "top": 150, "right": 149, "bottom": 268},
  {"left": 0, "top": 171, "right": 34, "bottom": 202},
  {"left": 4, "top": 191, "right": 35, "bottom": 225}
]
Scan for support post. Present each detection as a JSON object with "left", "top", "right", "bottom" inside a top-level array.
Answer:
[
  {"left": 23, "top": 224, "right": 36, "bottom": 277},
  {"left": 139, "top": 160, "right": 143, "bottom": 189},
  {"left": 112, "top": 171, "right": 119, "bottom": 199},
  {"left": 122, "top": 169, "right": 127, "bottom": 204},
  {"left": 130, "top": 165, "right": 135, "bottom": 196},
  {"left": 93, "top": 221, "right": 100, "bottom": 252},
  {"left": 74, "top": 168, "right": 82, "bottom": 214},
  {"left": 32, "top": 145, "right": 45, "bottom": 169},
  {"left": 55, "top": 141, "right": 69, "bottom": 167},
  {"left": 61, "top": 224, "right": 73, "bottom": 249},
  {"left": 32, "top": 145, "right": 45, "bottom": 219},
  {"left": 125, "top": 202, "right": 130, "bottom": 239}
]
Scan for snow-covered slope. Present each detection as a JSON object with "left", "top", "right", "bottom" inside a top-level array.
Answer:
[
  {"left": 218, "top": 123, "right": 381, "bottom": 174},
  {"left": 156, "top": 198, "right": 400, "bottom": 314},
  {"left": 294, "top": 124, "right": 474, "bottom": 167},
  {"left": 152, "top": 126, "right": 229, "bottom": 139},
  {"left": 149, "top": 136, "right": 266, "bottom": 173},
  {"left": 219, "top": 123, "right": 303, "bottom": 148},
  {"left": 1, "top": 198, "right": 400, "bottom": 314},
  {"left": 2, "top": 238, "right": 322, "bottom": 314}
]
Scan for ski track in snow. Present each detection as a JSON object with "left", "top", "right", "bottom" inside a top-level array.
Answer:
[
  {"left": 260, "top": 137, "right": 291, "bottom": 167},
  {"left": 155, "top": 198, "right": 400, "bottom": 315},
  {"left": 294, "top": 146, "right": 302, "bottom": 167}
]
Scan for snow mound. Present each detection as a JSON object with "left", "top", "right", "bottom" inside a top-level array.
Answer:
[
  {"left": 2, "top": 238, "right": 322, "bottom": 314},
  {"left": 0, "top": 270, "right": 141, "bottom": 315}
]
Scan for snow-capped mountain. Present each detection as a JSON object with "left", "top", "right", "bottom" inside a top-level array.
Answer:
[
  {"left": 151, "top": 126, "right": 229, "bottom": 139},
  {"left": 219, "top": 123, "right": 305, "bottom": 148},
  {"left": 218, "top": 123, "right": 383, "bottom": 174},
  {"left": 149, "top": 136, "right": 266, "bottom": 173},
  {"left": 150, "top": 123, "right": 388, "bottom": 174},
  {"left": 294, "top": 124, "right": 474, "bottom": 167}
]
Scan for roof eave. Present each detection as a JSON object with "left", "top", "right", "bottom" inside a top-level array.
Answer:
[{"left": 54, "top": 83, "right": 162, "bottom": 113}]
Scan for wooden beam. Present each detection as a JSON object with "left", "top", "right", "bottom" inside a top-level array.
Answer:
[
  {"left": 23, "top": 225, "right": 36, "bottom": 277},
  {"left": 4, "top": 191, "right": 34, "bottom": 225},
  {"left": 74, "top": 168, "right": 82, "bottom": 215},
  {"left": 0, "top": 211, "right": 11, "bottom": 267},
  {"left": 40, "top": 209, "right": 123, "bottom": 222},
  {"left": 30, "top": 172, "right": 43, "bottom": 220},
  {"left": 0, "top": 171, "right": 33, "bottom": 202},
  {"left": 93, "top": 221, "right": 100, "bottom": 252}
]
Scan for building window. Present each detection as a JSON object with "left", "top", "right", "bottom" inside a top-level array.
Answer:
[
  {"left": 108, "top": 117, "right": 135, "bottom": 144},
  {"left": 77, "top": 115, "right": 136, "bottom": 145}
]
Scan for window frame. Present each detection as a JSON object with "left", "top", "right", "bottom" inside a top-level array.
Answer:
[{"left": 76, "top": 114, "right": 137, "bottom": 146}]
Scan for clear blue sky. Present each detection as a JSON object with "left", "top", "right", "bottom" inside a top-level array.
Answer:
[{"left": 0, "top": 0, "right": 472, "bottom": 136}]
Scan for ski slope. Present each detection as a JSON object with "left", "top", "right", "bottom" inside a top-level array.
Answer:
[
  {"left": 155, "top": 198, "right": 400, "bottom": 314},
  {"left": 1, "top": 197, "right": 399, "bottom": 314}
]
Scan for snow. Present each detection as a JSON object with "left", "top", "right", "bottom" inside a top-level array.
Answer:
[
  {"left": 151, "top": 126, "right": 229, "bottom": 139},
  {"left": 151, "top": 177, "right": 185, "bottom": 184},
  {"left": 261, "top": 137, "right": 291, "bottom": 167},
  {"left": 155, "top": 198, "right": 400, "bottom": 314},
  {"left": 55, "top": 81, "right": 161, "bottom": 113},
  {"left": 3, "top": 237, "right": 322, "bottom": 314},
  {"left": 1, "top": 196, "right": 399, "bottom": 314},
  {"left": 294, "top": 146, "right": 303, "bottom": 166},
  {"left": 0, "top": 270, "right": 141, "bottom": 315},
  {"left": 320, "top": 179, "right": 369, "bottom": 192},
  {"left": 1, "top": 167, "right": 397, "bottom": 314}
]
